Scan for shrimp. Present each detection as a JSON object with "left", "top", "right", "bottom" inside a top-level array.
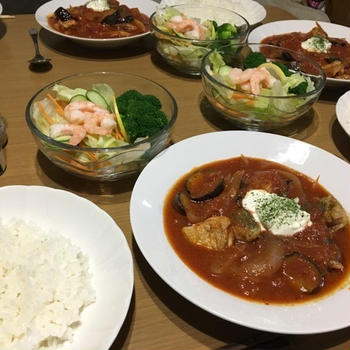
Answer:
[
  {"left": 64, "top": 100, "right": 114, "bottom": 124},
  {"left": 250, "top": 68, "right": 276, "bottom": 95},
  {"left": 167, "top": 16, "right": 206, "bottom": 39},
  {"left": 83, "top": 113, "right": 116, "bottom": 135},
  {"left": 229, "top": 67, "right": 276, "bottom": 95},
  {"left": 229, "top": 68, "right": 255, "bottom": 85},
  {"left": 64, "top": 100, "right": 117, "bottom": 135},
  {"left": 49, "top": 124, "right": 86, "bottom": 146}
]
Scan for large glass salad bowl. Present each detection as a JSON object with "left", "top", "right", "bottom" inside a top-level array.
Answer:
[
  {"left": 201, "top": 43, "right": 326, "bottom": 130},
  {"left": 150, "top": 4, "right": 249, "bottom": 76},
  {"left": 25, "top": 72, "right": 177, "bottom": 181}
]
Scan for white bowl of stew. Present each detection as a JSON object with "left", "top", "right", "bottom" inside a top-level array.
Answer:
[
  {"left": 35, "top": 0, "right": 157, "bottom": 48},
  {"left": 130, "top": 130, "right": 350, "bottom": 334},
  {"left": 248, "top": 20, "right": 350, "bottom": 87}
]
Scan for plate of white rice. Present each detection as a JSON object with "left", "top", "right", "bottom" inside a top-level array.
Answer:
[{"left": 0, "top": 185, "right": 133, "bottom": 350}]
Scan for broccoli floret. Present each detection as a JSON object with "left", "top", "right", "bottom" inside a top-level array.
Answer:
[
  {"left": 116, "top": 89, "right": 143, "bottom": 114},
  {"left": 142, "top": 94, "right": 162, "bottom": 109},
  {"left": 272, "top": 61, "right": 292, "bottom": 77},
  {"left": 117, "top": 90, "right": 168, "bottom": 143},
  {"left": 288, "top": 81, "right": 308, "bottom": 95},
  {"left": 216, "top": 23, "right": 237, "bottom": 40},
  {"left": 243, "top": 52, "right": 266, "bottom": 69}
]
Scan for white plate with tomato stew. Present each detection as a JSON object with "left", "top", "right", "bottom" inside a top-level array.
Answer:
[
  {"left": 248, "top": 20, "right": 350, "bottom": 87},
  {"left": 35, "top": 0, "right": 157, "bottom": 48},
  {"left": 130, "top": 130, "right": 350, "bottom": 334}
]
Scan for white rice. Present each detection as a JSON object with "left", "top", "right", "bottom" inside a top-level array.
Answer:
[{"left": 0, "top": 218, "right": 96, "bottom": 350}]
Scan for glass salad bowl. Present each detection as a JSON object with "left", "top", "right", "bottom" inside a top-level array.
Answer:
[
  {"left": 150, "top": 4, "right": 249, "bottom": 76},
  {"left": 201, "top": 43, "right": 326, "bottom": 130},
  {"left": 25, "top": 72, "right": 177, "bottom": 181}
]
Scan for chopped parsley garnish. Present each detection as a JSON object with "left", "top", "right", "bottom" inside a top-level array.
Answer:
[{"left": 253, "top": 193, "right": 306, "bottom": 229}]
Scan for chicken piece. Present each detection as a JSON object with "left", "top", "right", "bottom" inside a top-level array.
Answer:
[
  {"left": 328, "top": 259, "right": 344, "bottom": 271},
  {"left": 321, "top": 195, "right": 348, "bottom": 232},
  {"left": 307, "top": 22, "right": 328, "bottom": 38},
  {"left": 61, "top": 19, "right": 77, "bottom": 28},
  {"left": 182, "top": 216, "right": 232, "bottom": 251},
  {"left": 322, "top": 60, "right": 344, "bottom": 78}
]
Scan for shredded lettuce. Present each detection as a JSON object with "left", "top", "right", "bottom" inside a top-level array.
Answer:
[
  {"left": 91, "top": 83, "right": 116, "bottom": 111},
  {"left": 52, "top": 84, "right": 87, "bottom": 102},
  {"left": 153, "top": 7, "right": 180, "bottom": 33},
  {"left": 208, "top": 50, "right": 226, "bottom": 73},
  {"left": 32, "top": 97, "right": 65, "bottom": 134},
  {"left": 83, "top": 134, "right": 128, "bottom": 148},
  {"left": 202, "top": 20, "right": 216, "bottom": 40}
]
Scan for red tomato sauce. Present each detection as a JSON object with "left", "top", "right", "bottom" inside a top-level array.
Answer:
[{"left": 163, "top": 157, "right": 350, "bottom": 304}]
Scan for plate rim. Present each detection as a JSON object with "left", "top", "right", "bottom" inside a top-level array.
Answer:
[
  {"left": 130, "top": 130, "right": 350, "bottom": 335},
  {"left": 0, "top": 185, "right": 134, "bottom": 350},
  {"left": 158, "top": 0, "right": 266, "bottom": 26},
  {"left": 336, "top": 90, "right": 350, "bottom": 136},
  {"left": 248, "top": 19, "right": 350, "bottom": 86}
]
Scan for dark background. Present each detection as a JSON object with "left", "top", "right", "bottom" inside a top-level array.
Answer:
[
  {"left": 1, "top": 0, "right": 349, "bottom": 26},
  {"left": 1, "top": 0, "right": 48, "bottom": 14}
]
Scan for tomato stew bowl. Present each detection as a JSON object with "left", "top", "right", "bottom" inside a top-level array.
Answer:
[
  {"left": 201, "top": 43, "right": 326, "bottom": 131},
  {"left": 150, "top": 4, "right": 249, "bottom": 76},
  {"left": 25, "top": 72, "right": 177, "bottom": 181}
]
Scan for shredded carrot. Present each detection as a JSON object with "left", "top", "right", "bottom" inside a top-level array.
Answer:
[
  {"left": 113, "top": 128, "right": 124, "bottom": 140},
  {"left": 231, "top": 92, "right": 254, "bottom": 100},
  {"left": 47, "top": 93, "right": 64, "bottom": 117},
  {"left": 36, "top": 101, "right": 54, "bottom": 125},
  {"left": 84, "top": 152, "right": 98, "bottom": 162},
  {"left": 55, "top": 155, "right": 91, "bottom": 171}
]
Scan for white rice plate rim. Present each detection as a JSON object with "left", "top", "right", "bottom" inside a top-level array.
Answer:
[{"left": 0, "top": 185, "right": 134, "bottom": 350}]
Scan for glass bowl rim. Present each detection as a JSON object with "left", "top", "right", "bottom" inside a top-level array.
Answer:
[
  {"left": 201, "top": 43, "right": 327, "bottom": 99},
  {"left": 149, "top": 4, "right": 250, "bottom": 44},
  {"left": 25, "top": 71, "right": 178, "bottom": 152}
]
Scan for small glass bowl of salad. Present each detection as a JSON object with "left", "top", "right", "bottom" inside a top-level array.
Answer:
[
  {"left": 25, "top": 72, "right": 177, "bottom": 181},
  {"left": 150, "top": 4, "right": 249, "bottom": 76},
  {"left": 201, "top": 43, "right": 326, "bottom": 130}
]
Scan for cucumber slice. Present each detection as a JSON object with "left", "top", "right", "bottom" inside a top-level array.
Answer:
[
  {"left": 54, "top": 135, "right": 71, "bottom": 142},
  {"left": 69, "top": 94, "right": 88, "bottom": 103},
  {"left": 86, "top": 90, "right": 109, "bottom": 110}
]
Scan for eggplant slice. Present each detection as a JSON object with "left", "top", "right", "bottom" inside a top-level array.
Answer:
[
  {"left": 172, "top": 192, "right": 186, "bottom": 215},
  {"left": 54, "top": 7, "right": 73, "bottom": 21},
  {"left": 282, "top": 252, "right": 324, "bottom": 294},
  {"left": 102, "top": 10, "right": 133, "bottom": 25},
  {"left": 185, "top": 169, "right": 224, "bottom": 201}
]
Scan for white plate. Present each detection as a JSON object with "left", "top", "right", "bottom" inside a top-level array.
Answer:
[
  {"left": 248, "top": 20, "right": 350, "bottom": 87},
  {"left": 159, "top": 0, "right": 266, "bottom": 26},
  {"left": 130, "top": 130, "right": 350, "bottom": 334},
  {"left": 35, "top": 0, "right": 157, "bottom": 48},
  {"left": 0, "top": 3, "right": 2, "bottom": 15},
  {"left": 0, "top": 186, "right": 133, "bottom": 349},
  {"left": 336, "top": 90, "right": 350, "bottom": 136}
]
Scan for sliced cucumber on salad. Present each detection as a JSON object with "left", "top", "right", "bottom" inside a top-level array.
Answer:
[
  {"left": 85, "top": 90, "right": 109, "bottom": 110},
  {"left": 69, "top": 94, "right": 88, "bottom": 103}
]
